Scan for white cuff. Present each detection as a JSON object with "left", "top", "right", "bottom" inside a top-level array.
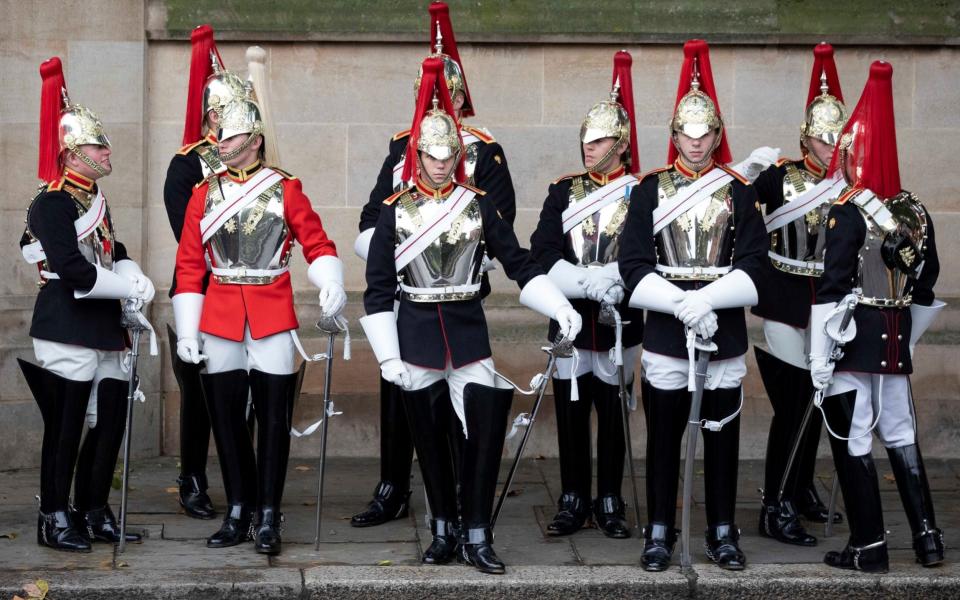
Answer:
[
  {"left": 808, "top": 302, "right": 835, "bottom": 360},
  {"left": 307, "top": 254, "right": 345, "bottom": 289},
  {"left": 628, "top": 273, "right": 685, "bottom": 314},
  {"left": 519, "top": 274, "right": 571, "bottom": 320},
  {"left": 359, "top": 311, "right": 401, "bottom": 364},
  {"left": 546, "top": 261, "right": 587, "bottom": 299},
  {"left": 74, "top": 265, "right": 135, "bottom": 300},
  {"left": 701, "top": 269, "right": 758, "bottom": 309},
  {"left": 172, "top": 292, "right": 204, "bottom": 341},
  {"left": 354, "top": 228, "right": 375, "bottom": 262},
  {"left": 909, "top": 299, "right": 946, "bottom": 349},
  {"left": 113, "top": 259, "right": 144, "bottom": 278}
]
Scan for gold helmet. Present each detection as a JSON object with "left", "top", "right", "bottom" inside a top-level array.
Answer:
[
  {"left": 671, "top": 74, "right": 721, "bottom": 140},
  {"left": 414, "top": 22, "right": 468, "bottom": 113},
  {"left": 417, "top": 96, "right": 463, "bottom": 162},
  {"left": 203, "top": 55, "right": 247, "bottom": 122},
  {"left": 60, "top": 93, "right": 111, "bottom": 152},
  {"left": 217, "top": 84, "right": 264, "bottom": 163},
  {"left": 581, "top": 81, "right": 630, "bottom": 146},
  {"left": 802, "top": 79, "right": 847, "bottom": 147}
]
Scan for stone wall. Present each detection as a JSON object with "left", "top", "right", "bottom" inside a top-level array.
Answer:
[{"left": 2, "top": 1, "right": 958, "bottom": 468}]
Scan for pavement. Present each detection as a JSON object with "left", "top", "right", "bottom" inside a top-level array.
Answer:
[{"left": 0, "top": 455, "right": 958, "bottom": 599}]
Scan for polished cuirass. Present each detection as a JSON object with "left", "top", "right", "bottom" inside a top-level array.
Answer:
[
  {"left": 655, "top": 169, "right": 735, "bottom": 280},
  {"left": 566, "top": 175, "right": 629, "bottom": 266},
  {"left": 768, "top": 163, "right": 832, "bottom": 276},
  {"left": 853, "top": 190, "right": 927, "bottom": 307},
  {"left": 395, "top": 188, "right": 485, "bottom": 302},
  {"left": 196, "top": 145, "right": 225, "bottom": 179},
  {"left": 205, "top": 177, "right": 290, "bottom": 285}
]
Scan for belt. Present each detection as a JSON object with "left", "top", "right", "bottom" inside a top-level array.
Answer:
[
  {"left": 400, "top": 282, "right": 482, "bottom": 303},
  {"left": 655, "top": 264, "right": 731, "bottom": 280},
  {"left": 768, "top": 251, "right": 823, "bottom": 276},
  {"left": 211, "top": 266, "right": 288, "bottom": 285},
  {"left": 857, "top": 293, "right": 912, "bottom": 308}
]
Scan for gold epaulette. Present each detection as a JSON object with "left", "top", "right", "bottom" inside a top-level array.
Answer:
[
  {"left": 46, "top": 178, "right": 65, "bottom": 192},
  {"left": 384, "top": 186, "right": 413, "bottom": 206},
  {"left": 392, "top": 128, "right": 411, "bottom": 142},
  {"left": 834, "top": 188, "right": 858, "bottom": 205},
  {"left": 459, "top": 182, "right": 487, "bottom": 196},
  {"left": 638, "top": 165, "right": 671, "bottom": 182},
  {"left": 552, "top": 171, "right": 588, "bottom": 185},
  {"left": 462, "top": 125, "right": 495, "bottom": 144},
  {"left": 177, "top": 138, "right": 209, "bottom": 156},
  {"left": 719, "top": 164, "right": 750, "bottom": 185},
  {"left": 776, "top": 157, "right": 797, "bottom": 167},
  {"left": 270, "top": 167, "right": 297, "bottom": 180}
]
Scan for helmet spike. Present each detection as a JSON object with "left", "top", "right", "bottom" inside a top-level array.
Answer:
[
  {"left": 609, "top": 76, "right": 621, "bottom": 102},
  {"left": 690, "top": 57, "right": 701, "bottom": 91},
  {"left": 820, "top": 69, "right": 829, "bottom": 96},
  {"left": 434, "top": 21, "right": 444, "bottom": 55}
]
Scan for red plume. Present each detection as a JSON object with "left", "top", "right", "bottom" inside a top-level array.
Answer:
[
  {"left": 807, "top": 43, "right": 844, "bottom": 106},
  {"left": 182, "top": 24, "right": 223, "bottom": 145},
  {"left": 667, "top": 39, "right": 732, "bottom": 165},
  {"left": 612, "top": 50, "right": 640, "bottom": 174},
  {"left": 828, "top": 61, "right": 900, "bottom": 198},
  {"left": 402, "top": 56, "right": 465, "bottom": 184},
  {"left": 38, "top": 57, "right": 66, "bottom": 184},
  {"left": 428, "top": 1, "right": 474, "bottom": 118}
]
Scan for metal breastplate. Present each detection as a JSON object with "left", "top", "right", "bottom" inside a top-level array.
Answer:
[
  {"left": 769, "top": 164, "right": 833, "bottom": 276},
  {"left": 205, "top": 176, "right": 290, "bottom": 285},
  {"left": 656, "top": 169, "right": 735, "bottom": 280},
  {"left": 394, "top": 189, "right": 484, "bottom": 302},
  {"left": 464, "top": 141, "right": 479, "bottom": 183},
  {"left": 566, "top": 176, "right": 629, "bottom": 266},
  {"left": 855, "top": 191, "right": 927, "bottom": 307},
  {"left": 196, "top": 145, "right": 225, "bottom": 179}
]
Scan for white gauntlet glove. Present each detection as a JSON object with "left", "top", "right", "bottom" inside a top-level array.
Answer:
[
  {"left": 114, "top": 260, "right": 155, "bottom": 303},
  {"left": 318, "top": 282, "right": 347, "bottom": 317},
  {"left": 581, "top": 263, "right": 622, "bottom": 303},
  {"left": 176, "top": 337, "right": 204, "bottom": 364},
  {"left": 308, "top": 255, "right": 347, "bottom": 317},
  {"left": 809, "top": 356, "right": 835, "bottom": 390},
  {"left": 731, "top": 146, "right": 780, "bottom": 183},
  {"left": 380, "top": 358, "right": 411, "bottom": 389},
  {"left": 554, "top": 305, "right": 583, "bottom": 341}
]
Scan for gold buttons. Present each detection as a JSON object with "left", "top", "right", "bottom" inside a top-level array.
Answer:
[
  {"left": 881, "top": 333, "right": 888, "bottom": 340},
  {"left": 881, "top": 361, "right": 888, "bottom": 368},
  {"left": 897, "top": 334, "right": 903, "bottom": 341},
  {"left": 897, "top": 362, "right": 903, "bottom": 369}
]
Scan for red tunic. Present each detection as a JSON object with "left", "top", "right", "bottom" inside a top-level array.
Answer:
[{"left": 174, "top": 171, "right": 337, "bottom": 341}]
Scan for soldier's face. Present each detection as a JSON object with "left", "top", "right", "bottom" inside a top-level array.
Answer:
[
  {"left": 806, "top": 137, "right": 835, "bottom": 167},
  {"left": 66, "top": 144, "right": 112, "bottom": 179},
  {"left": 582, "top": 137, "right": 623, "bottom": 171},
  {"left": 219, "top": 133, "right": 262, "bottom": 168},
  {"left": 420, "top": 152, "right": 456, "bottom": 186},
  {"left": 675, "top": 130, "right": 717, "bottom": 166}
]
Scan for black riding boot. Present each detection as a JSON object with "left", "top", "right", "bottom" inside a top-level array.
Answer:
[
  {"left": 639, "top": 382, "right": 689, "bottom": 572},
  {"left": 168, "top": 325, "right": 215, "bottom": 520},
  {"left": 887, "top": 443, "right": 944, "bottom": 566},
  {"left": 593, "top": 378, "right": 630, "bottom": 539},
  {"left": 402, "top": 381, "right": 459, "bottom": 564},
  {"left": 250, "top": 368, "right": 300, "bottom": 555},
  {"left": 352, "top": 377, "right": 413, "bottom": 527},
  {"left": 755, "top": 348, "right": 817, "bottom": 546},
  {"left": 19, "top": 360, "right": 91, "bottom": 552},
  {"left": 459, "top": 383, "right": 512, "bottom": 575},
  {"left": 702, "top": 386, "right": 746, "bottom": 570},
  {"left": 822, "top": 390, "right": 888, "bottom": 573},
  {"left": 73, "top": 378, "right": 142, "bottom": 543},
  {"left": 203, "top": 370, "right": 257, "bottom": 548},
  {"left": 547, "top": 375, "right": 593, "bottom": 536}
]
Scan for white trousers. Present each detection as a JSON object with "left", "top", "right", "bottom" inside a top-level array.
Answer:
[
  {"left": 405, "top": 358, "right": 510, "bottom": 432},
  {"left": 201, "top": 325, "right": 295, "bottom": 375},
  {"left": 32, "top": 338, "right": 127, "bottom": 427},
  {"left": 641, "top": 350, "right": 747, "bottom": 391},
  {"left": 826, "top": 372, "right": 916, "bottom": 457},
  {"left": 554, "top": 346, "right": 640, "bottom": 385},
  {"left": 762, "top": 320, "right": 809, "bottom": 370}
]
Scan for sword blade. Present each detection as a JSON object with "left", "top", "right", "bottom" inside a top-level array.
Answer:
[
  {"left": 680, "top": 348, "right": 711, "bottom": 569},
  {"left": 824, "top": 470, "right": 840, "bottom": 538},
  {"left": 118, "top": 328, "right": 141, "bottom": 554},
  {"left": 314, "top": 332, "right": 337, "bottom": 551},
  {"left": 617, "top": 363, "right": 643, "bottom": 535},
  {"left": 776, "top": 392, "right": 817, "bottom": 504}
]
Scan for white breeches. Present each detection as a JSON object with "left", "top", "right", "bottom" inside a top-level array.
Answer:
[
  {"left": 405, "top": 358, "right": 510, "bottom": 432},
  {"left": 32, "top": 338, "right": 127, "bottom": 428},
  {"left": 641, "top": 350, "right": 747, "bottom": 391},
  {"left": 554, "top": 345, "right": 640, "bottom": 385},
  {"left": 762, "top": 320, "right": 809, "bottom": 370},
  {"left": 201, "top": 325, "right": 295, "bottom": 375},
  {"left": 826, "top": 372, "right": 916, "bottom": 457}
]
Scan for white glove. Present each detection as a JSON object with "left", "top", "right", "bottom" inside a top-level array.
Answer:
[
  {"left": 581, "top": 263, "right": 621, "bottom": 303},
  {"left": 732, "top": 146, "right": 780, "bottom": 183},
  {"left": 601, "top": 284, "right": 625, "bottom": 306},
  {"left": 689, "top": 310, "right": 718, "bottom": 340},
  {"left": 675, "top": 289, "right": 713, "bottom": 326},
  {"left": 554, "top": 305, "right": 582, "bottom": 341},
  {"left": 809, "top": 355, "right": 834, "bottom": 390},
  {"left": 380, "top": 358, "right": 411, "bottom": 389},
  {"left": 318, "top": 282, "right": 347, "bottom": 317},
  {"left": 177, "top": 337, "right": 203, "bottom": 364},
  {"left": 129, "top": 273, "right": 156, "bottom": 303}
]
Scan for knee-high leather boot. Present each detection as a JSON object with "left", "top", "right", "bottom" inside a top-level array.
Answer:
[
  {"left": 168, "top": 325, "right": 215, "bottom": 519},
  {"left": 73, "top": 378, "right": 141, "bottom": 543},
  {"left": 639, "top": 382, "right": 689, "bottom": 572},
  {"left": 249, "top": 368, "right": 300, "bottom": 555},
  {"left": 19, "top": 360, "right": 91, "bottom": 552},
  {"left": 202, "top": 370, "right": 257, "bottom": 548},
  {"left": 352, "top": 376, "right": 413, "bottom": 527},
  {"left": 593, "top": 378, "right": 630, "bottom": 539},
  {"left": 887, "top": 443, "right": 943, "bottom": 566},
  {"left": 702, "top": 386, "right": 746, "bottom": 570},
  {"left": 822, "top": 389, "right": 888, "bottom": 573},
  {"left": 755, "top": 348, "right": 817, "bottom": 546},
  {"left": 459, "top": 383, "right": 513, "bottom": 575},
  {"left": 546, "top": 374, "right": 593, "bottom": 536},
  {"left": 402, "top": 380, "right": 459, "bottom": 564}
]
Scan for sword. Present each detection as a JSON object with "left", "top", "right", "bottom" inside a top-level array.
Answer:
[
  {"left": 313, "top": 313, "right": 342, "bottom": 551},
  {"left": 824, "top": 469, "right": 840, "bottom": 538},
  {"left": 118, "top": 299, "right": 150, "bottom": 553},
  {"left": 598, "top": 303, "right": 643, "bottom": 536},
  {"left": 680, "top": 333, "right": 718, "bottom": 569},
  {"left": 491, "top": 334, "right": 573, "bottom": 528}
]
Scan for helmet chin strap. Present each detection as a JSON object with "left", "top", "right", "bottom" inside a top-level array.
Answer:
[
  {"left": 583, "top": 134, "right": 626, "bottom": 174},
  {"left": 219, "top": 130, "right": 261, "bottom": 163},
  {"left": 67, "top": 146, "right": 108, "bottom": 178}
]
